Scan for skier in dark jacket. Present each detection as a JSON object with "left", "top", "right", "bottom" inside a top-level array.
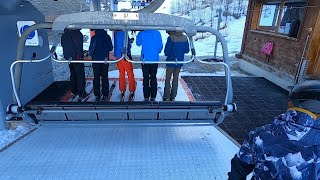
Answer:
[
  {"left": 228, "top": 80, "right": 320, "bottom": 180},
  {"left": 86, "top": 29, "right": 113, "bottom": 102},
  {"left": 61, "top": 29, "right": 86, "bottom": 101},
  {"left": 163, "top": 31, "right": 190, "bottom": 101}
]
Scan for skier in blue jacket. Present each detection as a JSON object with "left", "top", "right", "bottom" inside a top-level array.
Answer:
[
  {"left": 163, "top": 31, "right": 190, "bottom": 101},
  {"left": 228, "top": 80, "right": 320, "bottom": 180},
  {"left": 136, "top": 30, "right": 163, "bottom": 101}
]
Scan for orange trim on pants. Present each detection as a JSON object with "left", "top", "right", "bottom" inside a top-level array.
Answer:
[
  {"left": 90, "top": 30, "right": 95, "bottom": 37},
  {"left": 116, "top": 58, "right": 136, "bottom": 92}
]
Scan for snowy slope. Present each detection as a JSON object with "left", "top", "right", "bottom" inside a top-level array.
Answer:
[
  {"left": 0, "top": 126, "right": 33, "bottom": 150},
  {"left": 51, "top": 0, "right": 249, "bottom": 81},
  {"left": 129, "top": 0, "right": 247, "bottom": 56},
  {"left": 74, "top": 0, "right": 247, "bottom": 57},
  {"left": 191, "top": 16, "right": 246, "bottom": 56},
  {"left": 108, "top": 67, "right": 247, "bottom": 79}
]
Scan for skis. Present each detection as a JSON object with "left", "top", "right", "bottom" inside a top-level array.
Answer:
[
  {"left": 157, "top": 87, "right": 164, "bottom": 99},
  {"left": 68, "top": 95, "right": 79, "bottom": 102},
  {"left": 121, "top": 92, "right": 134, "bottom": 102},
  {"left": 68, "top": 93, "right": 91, "bottom": 102},
  {"left": 120, "top": 92, "right": 125, "bottom": 102},
  {"left": 80, "top": 93, "right": 91, "bottom": 102},
  {"left": 104, "top": 81, "right": 116, "bottom": 102}
]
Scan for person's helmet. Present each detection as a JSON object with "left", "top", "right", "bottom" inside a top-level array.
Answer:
[{"left": 289, "top": 80, "right": 320, "bottom": 115}]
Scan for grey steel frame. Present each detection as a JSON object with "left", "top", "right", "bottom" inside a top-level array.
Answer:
[{"left": 9, "top": 12, "right": 235, "bottom": 125}]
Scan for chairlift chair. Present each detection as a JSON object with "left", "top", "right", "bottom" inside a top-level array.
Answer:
[{"left": 7, "top": 11, "right": 236, "bottom": 126}]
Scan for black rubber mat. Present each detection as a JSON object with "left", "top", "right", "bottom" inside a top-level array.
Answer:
[{"left": 182, "top": 76, "right": 288, "bottom": 144}]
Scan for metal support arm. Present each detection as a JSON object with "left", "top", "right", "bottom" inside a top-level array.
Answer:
[
  {"left": 14, "top": 22, "right": 53, "bottom": 104},
  {"left": 196, "top": 26, "right": 233, "bottom": 104},
  {"left": 11, "top": 55, "right": 51, "bottom": 107}
]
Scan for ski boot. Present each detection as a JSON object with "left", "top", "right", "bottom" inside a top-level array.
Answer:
[
  {"left": 94, "top": 96, "right": 100, "bottom": 102},
  {"left": 102, "top": 95, "right": 108, "bottom": 102},
  {"left": 120, "top": 91, "right": 125, "bottom": 102},
  {"left": 129, "top": 92, "right": 135, "bottom": 101}
]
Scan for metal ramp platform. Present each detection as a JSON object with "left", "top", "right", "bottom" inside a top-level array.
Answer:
[{"left": 0, "top": 122, "right": 239, "bottom": 179}]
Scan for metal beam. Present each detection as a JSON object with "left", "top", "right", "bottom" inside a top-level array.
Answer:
[
  {"left": 196, "top": 26, "right": 233, "bottom": 104},
  {"left": 26, "top": 101, "right": 223, "bottom": 107},
  {"left": 52, "top": 12, "right": 197, "bottom": 35}
]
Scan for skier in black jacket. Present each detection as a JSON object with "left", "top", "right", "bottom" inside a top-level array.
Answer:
[{"left": 61, "top": 29, "right": 86, "bottom": 100}]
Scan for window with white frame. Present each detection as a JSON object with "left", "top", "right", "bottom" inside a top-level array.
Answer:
[{"left": 255, "top": 0, "right": 306, "bottom": 38}]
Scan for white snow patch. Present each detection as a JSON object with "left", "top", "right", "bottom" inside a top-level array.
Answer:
[
  {"left": 107, "top": 68, "right": 246, "bottom": 79},
  {"left": 190, "top": 17, "right": 246, "bottom": 56},
  {"left": 180, "top": 70, "right": 248, "bottom": 77},
  {"left": 118, "top": 1, "right": 132, "bottom": 10},
  {"left": 108, "top": 68, "right": 167, "bottom": 79},
  {"left": 289, "top": 166, "right": 302, "bottom": 180},
  {"left": 134, "top": 16, "right": 246, "bottom": 57},
  {"left": 126, "top": 0, "right": 246, "bottom": 57},
  {"left": 0, "top": 126, "right": 31, "bottom": 150},
  {"left": 255, "top": 136, "right": 263, "bottom": 146}
]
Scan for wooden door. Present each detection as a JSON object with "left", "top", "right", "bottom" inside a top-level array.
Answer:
[{"left": 306, "top": 5, "right": 320, "bottom": 79}]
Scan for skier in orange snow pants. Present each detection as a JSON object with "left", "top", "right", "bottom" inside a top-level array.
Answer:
[
  {"left": 114, "top": 30, "right": 136, "bottom": 99},
  {"left": 117, "top": 59, "right": 136, "bottom": 92}
]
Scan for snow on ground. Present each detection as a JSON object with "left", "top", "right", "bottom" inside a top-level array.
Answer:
[
  {"left": 130, "top": 0, "right": 246, "bottom": 57},
  {"left": 0, "top": 126, "right": 33, "bottom": 150},
  {"left": 191, "top": 16, "right": 246, "bottom": 56},
  {"left": 106, "top": 67, "right": 247, "bottom": 79},
  {"left": 180, "top": 70, "right": 247, "bottom": 77}
]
